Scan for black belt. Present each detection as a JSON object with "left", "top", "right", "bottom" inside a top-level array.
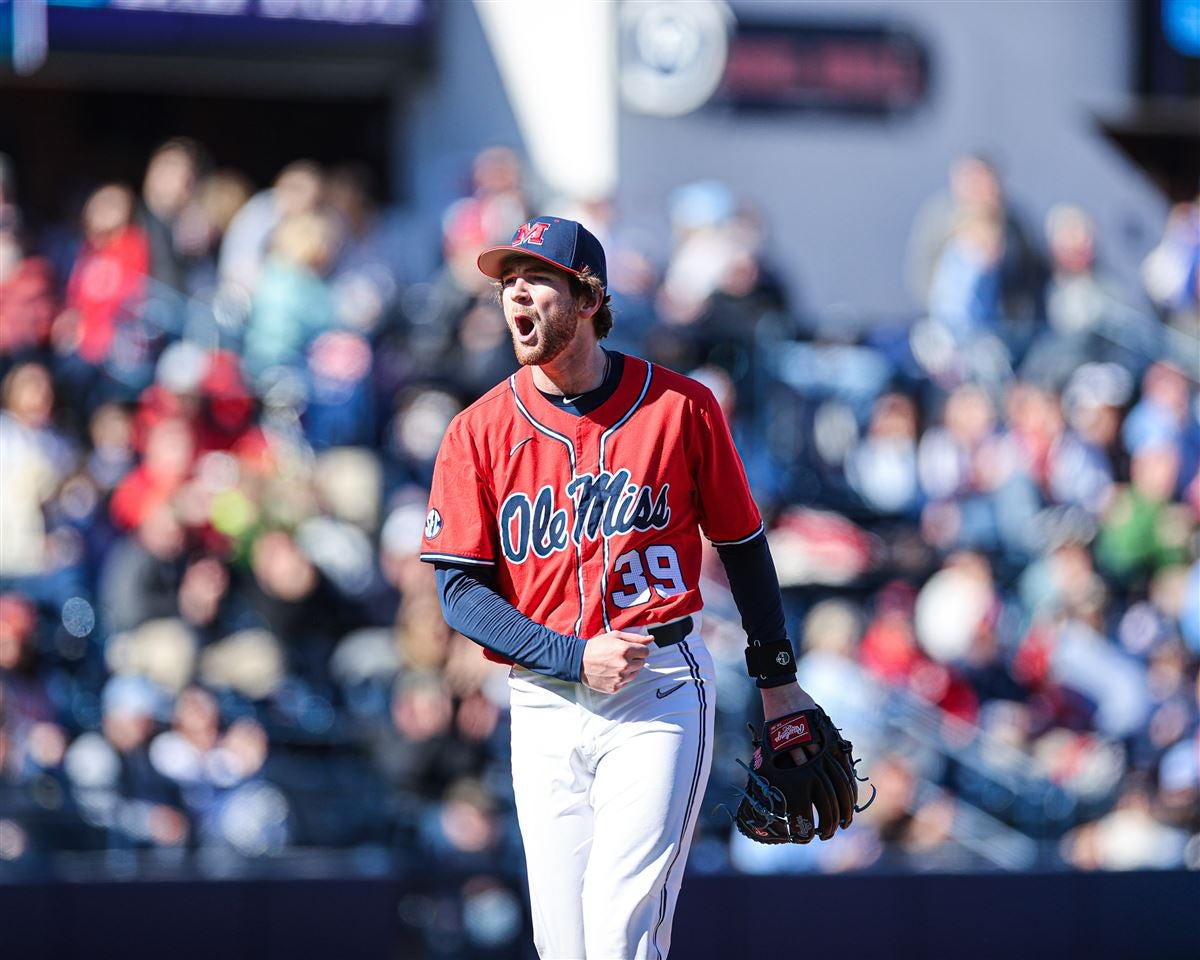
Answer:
[{"left": 648, "top": 616, "right": 694, "bottom": 648}]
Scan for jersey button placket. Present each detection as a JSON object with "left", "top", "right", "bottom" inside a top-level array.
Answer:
[{"left": 574, "top": 426, "right": 605, "bottom": 638}]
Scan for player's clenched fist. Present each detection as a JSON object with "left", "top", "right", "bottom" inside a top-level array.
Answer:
[{"left": 580, "top": 631, "right": 655, "bottom": 693}]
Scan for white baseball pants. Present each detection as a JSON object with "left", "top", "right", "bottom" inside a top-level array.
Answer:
[{"left": 508, "top": 625, "right": 715, "bottom": 960}]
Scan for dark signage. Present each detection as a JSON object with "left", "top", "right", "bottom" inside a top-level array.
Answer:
[
  {"left": 714, "top": 20, "right": 931, "bottom": 116},
  {"left": 3, "top": 0, "right": 429, "bottom": 56}
]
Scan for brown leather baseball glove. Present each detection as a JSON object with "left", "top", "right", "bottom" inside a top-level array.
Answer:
[{"left": 728, "top": 707, "right": 873, "bottom": 844}]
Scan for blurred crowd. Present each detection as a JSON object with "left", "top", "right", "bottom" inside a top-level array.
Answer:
[{"left": 0, "top": 139, "right": 1198, "bottom": 912}]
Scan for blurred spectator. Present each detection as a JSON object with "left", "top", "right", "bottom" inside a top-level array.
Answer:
[
  {"left": 1155, "top": 725, "right": 1199, "bottom": 828},
  {"left": 0, "top": 200, "right": 57, "bottom": 363},
  {"left": 86, "top": 401, "right": 136, "bottom": 494},
  {"left": 1044, "top": 205, "right": 1106, "bottom": 334},
  {"left": 793, "top": 598, "right": 876, "bottom": 727},
  {"left": 1061, "top": 779, "right": 1189, "bottom": 870},
  {"left": 302, "top": 330, "right": 376, "bottom": 450},
  {"left": 98, "top": 504, "right": 187, "bottom": 635},
  {"left": 1141, "top": 197, "right": 1200, "bottom": 337},
  {"left": 199, "top": 628, "right": 286, "bottom": 703},
  {"left": 244, "top": 530, "right": 359, "bottom": 693},
  {"left": 1019, "top": 540, "right": 1107, "bottom": 625},
  {"left": 0, "top": 595, "right": 61, "bottom": 772},
  {"left": 242, "top": 211, "right": 339, "bottom": 383},
  {"left": 139, "top": 138, "right": 204, "bottom": 293},
  {"left": 906, "top": 152, "right": 1043, "bottom": 326},
  {"left": 138, "top": 686, "right": 287, "bottom": 853},
  {"left": 105, "top": 616, "right": 197, "bottom": 698},
  {"left": 917, "top": 381, "right": 1040, "bottom": 557},
  {"left": 658, "top": 180, "right": 741, "bottom": 325},
  {"left": 53, "top": 675, "right": 188, "bottom": 850},
  {"left": 0, "top": 363, "right": 78, "bottom": 578},
  {"left": 177, "top": 556, "right": 233, "bottom": 637},
  {"left": 1002, "top": 380, "right": 1062, "bottom": 494},
  {"left": 660, "top": 194, "right": 794, "bottom": 442},
  {"left": 373, "top": 671, "right": 454, "bottom": 794},
  {"left": 1121, "top": 362, "right": 1198, "bottom": 480},
  {"left": 179, "top": 168, "right": 253, "bottom": 296},
  {"left": 1095, "top": 442, "right": 1191, "bottom": 585},
  {"left": 1025, "top": 204, "right": 1160, "bottom": 383},
  {"left": 218, "top": 160, "right": 323, "bottom": 296},
  {"left": 1181, "top": 561, "right": 1200, "bottom": 655},
  {"left": 109, "top": 416, "right": 195, "bottom": 532},
  {"left": 442, "top": 145, "right": 530, "bottom": 255},
  {"left": 858, "top": 581, "right": 923, "bottom": 686},
  {"left": 419, "top": 776, "right": 507, "bottom": 870},
  {"left": 846, "top": 391, "right": 923, "bottom": 518},
  {"left": 1050, "top": 617, "right": 1150, "bottom": 738},
  {"left": 1047, "top": 362, "right": 1131, "bottom": 517},
  {"left": 57, "top": 183, "right": 150, "bottom": 366},
  {"left": 446, "top": 299, "right": 519, "bottom": 400},
  {"left": 603, "top": 228, "right": 661, "bottom": 360},
  {"left": 927, "top": 210, "right": 1006, "bottom": 341},
  {"left": 201, "top": 717, "right": 289, "bottom": 856},
  {"left": 193, "top": 349, "right": 269, "bottom": 461},
  {"left": 148, "top": 685, "right": 219, "bottom": 788},
  {"left": 325, "top": 162, "right": 405, "bottom": 335},
  {"left": 402, "top": 147, "right": 531, "bottom": 383},
  {"left": 383, "top": 386, "right": 463, "bottom": 489}
]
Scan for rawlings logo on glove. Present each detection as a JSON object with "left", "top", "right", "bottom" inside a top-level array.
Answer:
[
  {"left": 768, "top": 716, "right": 811, "bottom": 751},
  {"left": 719, "top": 706, "right": 874, "bottom": 845}
]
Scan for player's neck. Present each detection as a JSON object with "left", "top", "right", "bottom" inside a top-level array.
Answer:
[{"left": 532, "top": 338, "right": 608, "bottom": 398}]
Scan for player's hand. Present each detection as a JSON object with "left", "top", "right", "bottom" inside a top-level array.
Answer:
[
  {"left": 580, "top": 630, "right": 655, "bottom": 694},
  {"left": 760, "top": 682, "right": 819, "bottom": 766}
]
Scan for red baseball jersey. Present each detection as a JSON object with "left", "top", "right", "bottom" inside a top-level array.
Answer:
[{"left": 420, "top": 356, "right": 763, "bottom": 653}]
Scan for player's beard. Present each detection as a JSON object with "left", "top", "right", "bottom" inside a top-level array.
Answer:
[{"left": 507, "top": 301, "right": 578, "bottom": 367}]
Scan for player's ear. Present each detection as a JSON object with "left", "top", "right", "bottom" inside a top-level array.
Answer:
[{"left": 576, "top": 285, "right": 601, "bottom": 320}]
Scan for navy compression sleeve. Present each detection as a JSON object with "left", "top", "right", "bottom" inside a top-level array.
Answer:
[
  {"left": 434, "top": 563, "right": 588, "bottom": 682},
  {"left": 715, "top": 532, "right": 796, "bottom": 688}
]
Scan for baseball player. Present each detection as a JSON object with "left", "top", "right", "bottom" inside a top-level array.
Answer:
[{"left": 421, "top": 217, "right": 851, "bottom": 959}]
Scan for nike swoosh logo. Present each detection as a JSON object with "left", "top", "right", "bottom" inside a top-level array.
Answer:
[
  {"left": 563, "top": 395, "right": 582, "bottom": 405},
  {"left": 655, "top": 681, "right": 687, "bottom": 700},
  {"left": 509, "top": 437, "right": 533, "bottom": 457}
]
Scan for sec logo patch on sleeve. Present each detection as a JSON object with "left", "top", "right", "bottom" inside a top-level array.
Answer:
[{"left": 424, "top": 508, "right": 444, "bottom": 540}]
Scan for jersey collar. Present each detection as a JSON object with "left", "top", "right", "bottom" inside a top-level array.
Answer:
[{"left": 514, "top": 354, "right": 649, "bottom": 430}]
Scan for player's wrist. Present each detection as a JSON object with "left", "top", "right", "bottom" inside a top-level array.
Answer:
[
  {"left": 567, "top": 635, "right": 589, "bottom": 684},
  {"left": 759, "top": 682, "right": 817, "bottom": 718}
]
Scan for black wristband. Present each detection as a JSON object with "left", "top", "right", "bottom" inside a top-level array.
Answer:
[{"left": 745, "top": 638, "right": 797, "bottom": 688}]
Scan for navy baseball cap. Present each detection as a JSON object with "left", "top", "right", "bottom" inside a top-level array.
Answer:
[{"left": 477, "top": 216, "right": 607, "bottom": 290}]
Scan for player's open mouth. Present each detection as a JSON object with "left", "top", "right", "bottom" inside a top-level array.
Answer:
[{"left": 513, "top": 314, "right": 537, "bottom": 344}]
